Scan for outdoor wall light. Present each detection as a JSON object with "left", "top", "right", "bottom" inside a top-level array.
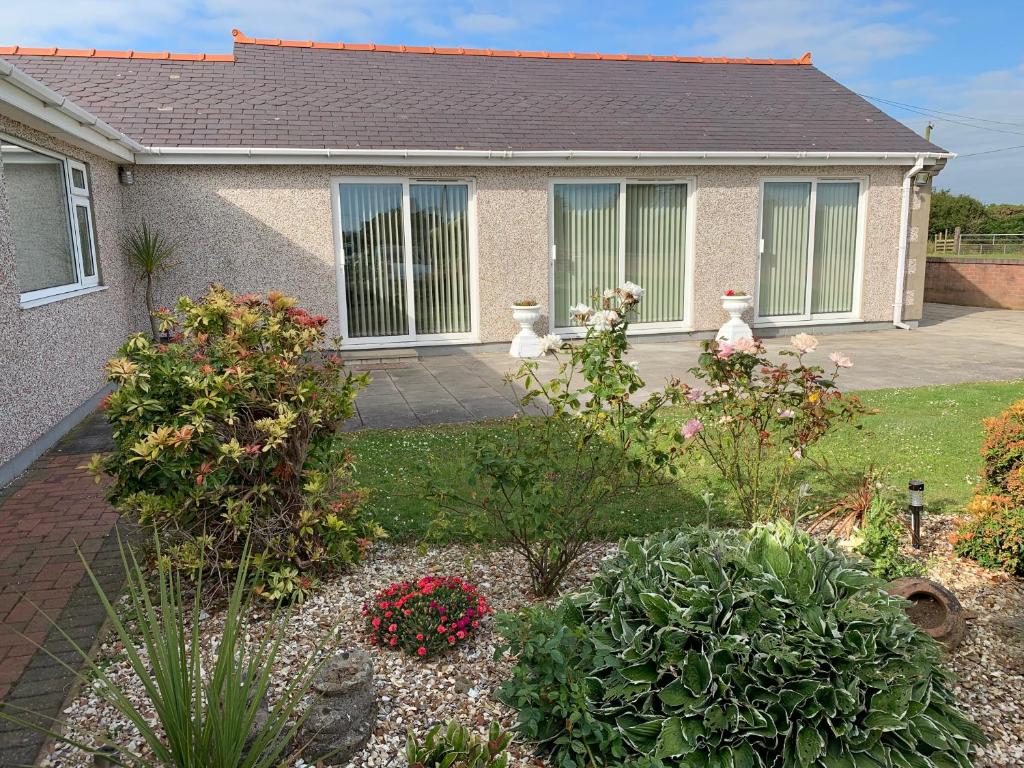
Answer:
[
  {"left": 118, "top": 165, "right": 135, "bottom": 185},
  {"left": 914, "top": 171, "right": 930, "bottom": 187},
  {"left": 908, "top": 479, "right": 924, "bottom": 548}
]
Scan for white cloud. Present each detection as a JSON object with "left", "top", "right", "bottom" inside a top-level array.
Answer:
[
  {"left": 675, "top": 0, "right": 930, "bottom": 77},
  {"left": 868, "top": 63, "right": 1024, "bottom": 202}
]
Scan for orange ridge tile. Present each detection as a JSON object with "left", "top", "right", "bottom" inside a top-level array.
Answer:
[
  {"left": 0, "top": 44, "right": 233, "bottom": 62},
  {"left": 230, "top": 28, "right": 812, "bottom": 65}
]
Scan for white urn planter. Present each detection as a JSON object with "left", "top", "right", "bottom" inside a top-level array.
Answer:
[
  {"left": 717, "top": 294, "right": 754, "bottom": 342},
  {"left": 509, "top": 304, "right": 542, "bottom": 358}
]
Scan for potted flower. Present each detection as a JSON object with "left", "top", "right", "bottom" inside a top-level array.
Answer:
[
  {"left": 718, "top": 289, "right": 754, "bottom": 342},
  {"left": 510, "top": 298, "right": 542, "bottom": 358}
]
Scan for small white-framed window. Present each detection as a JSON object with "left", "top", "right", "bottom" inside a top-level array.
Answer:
[{"left": 0, "top": 135, "right": 100, "bottom": 304}]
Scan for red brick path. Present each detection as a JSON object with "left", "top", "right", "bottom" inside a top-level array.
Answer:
[{"left": 0, "top": 454, "right": 117, "bottom": 700}]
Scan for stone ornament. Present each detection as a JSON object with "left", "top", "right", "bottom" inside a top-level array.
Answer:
[{"left": 298, "top": 648, "right": 377, "bottom": 765}]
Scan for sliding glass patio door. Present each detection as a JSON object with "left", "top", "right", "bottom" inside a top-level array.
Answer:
[
  {"left": 757, "top": 179, "right": 862, "bottom": 321},
  {"left": 552, "top": 180, "right": 689, "bottom": 332},
  {"left": 337, "top": 179, "right": 475, "bottom": 344}
]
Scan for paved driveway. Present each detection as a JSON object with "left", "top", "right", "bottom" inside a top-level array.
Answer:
[{"left": 345, "top": 304, "right": 1024, "bottom": 430}]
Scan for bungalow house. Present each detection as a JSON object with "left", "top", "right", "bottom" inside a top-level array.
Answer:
[{"left": 0, "top": 29, "right": 949, "bottom": 483}]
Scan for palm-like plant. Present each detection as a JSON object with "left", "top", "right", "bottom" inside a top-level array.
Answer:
[{"left": 120, "top": 222, "right": 177, "bottom": 338}]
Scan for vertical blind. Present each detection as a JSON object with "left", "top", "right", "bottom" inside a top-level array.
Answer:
[
  {"left": 410, "top": 184, "right": 472, "bottom": 335},
  {"left": 553, "top": 183, "right": 620, "bottom": 327},
  {"left": 554, "top": 182, "right": 688, "bottom": 327},
  {"left": 625, "top": 184, "right": 687, "bottom": 322},
  {"left": 759, "top": 182, "right": 811, "bottom": 318},
  {"left": 759, "top": 180, "right": 860, "bottom": 318},
  {"left": 339, "top": 183, "right": 408, "bottom": 338},
  {"left": 811, "top": 182, "right": 859, "bottom": 314},
  {"left": 340, "top": 182, "right": 472, "bottom": 339}
]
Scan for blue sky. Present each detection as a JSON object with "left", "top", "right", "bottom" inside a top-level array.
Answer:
[{"left": 4, "top": 0, "right": 1023, "bottom": 202}]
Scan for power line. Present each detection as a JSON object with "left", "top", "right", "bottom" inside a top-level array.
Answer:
[
  {"left": 858, "top": 96, "right": 1024, "bottom": 138},
  {"left": 857, "top": 93, "right": 1024, "bottom": 129},
  {"left": 957, "top": 143, "right": 1024, "bottom": 158}
]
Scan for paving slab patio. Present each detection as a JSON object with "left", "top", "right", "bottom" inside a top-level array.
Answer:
[{"left": 343, "top": 304, "right": 1024, "bottom": 430}]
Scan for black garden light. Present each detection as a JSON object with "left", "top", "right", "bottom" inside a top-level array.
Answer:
[{"left": 908, "top": 479, "right": 924, "bottom": 548}]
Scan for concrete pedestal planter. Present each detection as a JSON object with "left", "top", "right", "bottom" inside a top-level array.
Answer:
[
  {"left": 509, "top": 303, "right": 542, "bottom": 358},
  {"left": 717, "top": 294, "right": 754, "bottom": 342}
]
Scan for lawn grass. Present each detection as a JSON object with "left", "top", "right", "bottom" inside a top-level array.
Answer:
[{"left": 345, "top": 379, "right": 1024, "bottom": 543}]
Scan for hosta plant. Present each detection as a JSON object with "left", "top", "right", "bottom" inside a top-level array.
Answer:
[
  {"left": 91, "top": 285, "right": 380, "bottom": 598},
  {"left": 433, "top": 284, "right": 687, "bottom": 595},
  {"left": 498, "top": 523, "right": 982, "bottom": 768},
  {"left": 363, "top": 576, "right": 491, "bottom": 658},
  {"left": 684, "top": 334, "right": 866, "bottom": 521},
  {"left": 406, "top": 720, "right": 512, "bottom": 768}
]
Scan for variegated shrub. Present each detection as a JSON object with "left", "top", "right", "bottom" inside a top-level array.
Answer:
[{"left": 499, "top": 523, "right": 982, "bottom": 768}]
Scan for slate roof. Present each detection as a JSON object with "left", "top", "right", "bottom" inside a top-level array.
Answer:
[{"left": 0, "top": 31, "right": 944, "bottom": 154}]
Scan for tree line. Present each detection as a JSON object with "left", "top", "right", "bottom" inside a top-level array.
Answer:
[{"left": 930, "top": 189, "right": 1024, "bottom": 237}]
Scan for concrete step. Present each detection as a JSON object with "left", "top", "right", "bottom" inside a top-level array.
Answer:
[{"left": 342, "top": 347, "right": 420, "bottom": 369}]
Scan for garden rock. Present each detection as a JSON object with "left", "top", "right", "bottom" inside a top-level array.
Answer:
[
  {"left": 298, "top": 648, "right": 377, "bottom": 766},
  {"left": 886, "top": 576, "right": 967, "bottom": 651}
]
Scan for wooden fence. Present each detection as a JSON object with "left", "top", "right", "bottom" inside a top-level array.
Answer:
[{"left": 932, "top": 227, "right": 1024, "bottom": 256}]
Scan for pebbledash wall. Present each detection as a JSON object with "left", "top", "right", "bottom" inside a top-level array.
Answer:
[
  {"left": 125, "top": 163, "right": 922, "bottom": 345},
  {"left": 0, "top": 116, "right": 139, "bottom": 475}
]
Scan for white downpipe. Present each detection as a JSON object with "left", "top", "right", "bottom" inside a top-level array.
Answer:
[{"left": 893, "top": 155, "right": 926, "bottom": 329}]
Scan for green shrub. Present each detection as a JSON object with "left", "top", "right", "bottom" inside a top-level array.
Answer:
[
  {"left": 498, "top": 523, "right": 982, "bottom": 768},
  {"left": 685, "top": 335, "right": 866, "bottom": 521},
  {"left": 406, "top": 720, "right": 512, "bottom": 768},
  {"left": 953, "top": 495, "right": 1024, "bottom": 575},
  {"left": 954, "top": 399, "right": 1024, "bottom": 574},
  {"left": 853, "top": 495, "right": 924, "bottom": 581},
  {"left": 92, "top": 286, "right": 379, "bottom": 598},
  {"left": 433, "top": 284, "right": 685, "bottom": 595},
  {"left": 979, "top": 399, "right": 1024, "bottom": 494}
]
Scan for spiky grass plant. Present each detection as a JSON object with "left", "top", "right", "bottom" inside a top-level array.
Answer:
[{"left": 0, "top": 536, "right": 329, "bottom": 767}]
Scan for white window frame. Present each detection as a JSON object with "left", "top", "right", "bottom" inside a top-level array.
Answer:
[
  {"left": 330, "top": 176, "right": 480, "bottom": 348},
  {"left": 753, "top": 176, "right": 868, "bottom": 327},
  {"left": 1, "top": 133, "right": 100, "bottom": 306},
  {"left": 548, "top": 177, "right": 697, "bottom": 337}
]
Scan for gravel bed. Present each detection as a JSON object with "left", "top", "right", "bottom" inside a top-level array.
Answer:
[
  {"left": 39, "top": 520, "right": 1024, "bottom": 767},
  {"left": 40, "top": 542, "right": 616, "bottom": 767},
  {"left": 917, "top": 515, "right": 1024, "bottom": 767}
]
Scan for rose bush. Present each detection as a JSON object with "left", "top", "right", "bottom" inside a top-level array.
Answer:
[
  {"left": 682, "top": 334, "right": 866, "bottom": 521},
  {"left": 364, "top": 576, "right": 491, "bottom": 658},
  {"left": 92, "top": 285, "right": 381, "bottom": 600},
  {"left": 432, "top": 284, "right": 687, "bottom": 595}
]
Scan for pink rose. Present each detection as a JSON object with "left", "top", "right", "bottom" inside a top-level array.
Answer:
[
  {"left": 790, "top": 333, "right": 818, "bottom": 354},
  {"left": 829, "top": 352, "right": 853, "bottom": 368},
  {"left": 682, "top": 419, "right": 704, "bottom": 440},
  {"left": 716, "top": 343, "right": 735, "bottom": 359}
]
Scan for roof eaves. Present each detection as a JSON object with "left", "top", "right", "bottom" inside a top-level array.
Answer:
[{"left": 0, "top": 57, "right": 145, "bottom": 160}]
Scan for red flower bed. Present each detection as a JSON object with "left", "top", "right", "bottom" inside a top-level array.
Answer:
[{"left": 363, "top": 576, "right": 491, "bottom": 658}]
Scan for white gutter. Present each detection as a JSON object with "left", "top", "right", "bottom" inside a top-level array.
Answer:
[
  {"left": 136, "top": 146, "right": 955, "bottom": 166},
  {"left": 0, "top": 58, "right": 144, "bottom": 161},
  {"left": 893, "top": 155, "right": 926, "bottom": 329}
]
